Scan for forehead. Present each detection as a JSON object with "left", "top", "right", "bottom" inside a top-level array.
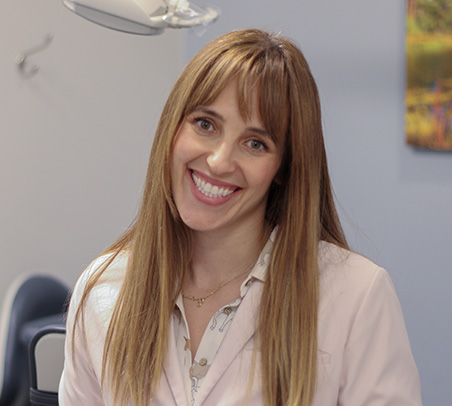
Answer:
[
  {"left": 193, "top": 80, "right": 263, "bottom": 126},
  {"left": 182, "top": 58, "right": 289, "bottom": 149}
]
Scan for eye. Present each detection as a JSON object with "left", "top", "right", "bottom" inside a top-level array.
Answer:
[
  {"left": 195, "top": 118, "right": 214, "bottom": 132},
  {"left": 246, "top": 139, "right": 267, "bottom": 151}
]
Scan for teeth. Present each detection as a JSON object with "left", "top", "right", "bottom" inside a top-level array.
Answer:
[{"left": 192, "top": 172, "right": 235, "bottom": 198}]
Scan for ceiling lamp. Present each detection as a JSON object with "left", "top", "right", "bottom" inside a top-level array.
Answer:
[{"left": 62, "top": 0, "right": 219, "bottom": 35}]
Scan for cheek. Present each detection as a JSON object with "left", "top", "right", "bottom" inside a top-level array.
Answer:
[
  {"left": 171, "top": 143, "right": 190, "bottom": 180},
  {"left": 265, "top": 158, "right": 283, "bottom": 183},
  {"left": 172, "top": 128, "right": 200, "bottom": 164},
  {"left": 253, "top": 160, "right": 282, "bottom": 192},
  {"left": 172, "top": 135, "right": 185, "bottom": 161},
  {"left": 170, "top": 140, "right": 187, "bottom": 189}
]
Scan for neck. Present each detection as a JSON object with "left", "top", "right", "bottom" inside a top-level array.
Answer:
[{"left": 189, "top": 220, "right": 270, "bottom": 287}]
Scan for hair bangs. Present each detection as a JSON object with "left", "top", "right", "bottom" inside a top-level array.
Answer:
[
  {"left": 182, "top": 46, "right": 289, "bottom": 150},
  {"left": 256, "top": 60, "right": 290, "bottom": 149},
  {"left": 183, "top": 51, "right": 244, "bottom": 116}
]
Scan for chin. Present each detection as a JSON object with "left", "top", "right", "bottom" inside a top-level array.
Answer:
[
  {"left": 179, "top": 213, "right": 231, "bottom": 233},
  {"left": 181, "top": 220, "right": 220, "bottom": 233}
]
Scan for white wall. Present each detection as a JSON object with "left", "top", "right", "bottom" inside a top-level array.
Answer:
[
  {"left": 186, "top": 1, "right": 451, "bottom": 404},
  {"left": 0, "top": 0, "right": 184, "bottom": 291}
]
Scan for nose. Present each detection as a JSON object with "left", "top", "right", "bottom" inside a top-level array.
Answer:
[{"left": 206, "top": 141, "right": 237, "bottom": 175}]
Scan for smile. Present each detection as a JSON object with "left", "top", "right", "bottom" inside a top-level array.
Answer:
[{"left": 191, "top": 171, "right": 237, "bottom": 198}]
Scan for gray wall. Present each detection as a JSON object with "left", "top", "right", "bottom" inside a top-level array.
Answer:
[
  {"left": 0, "top": 2, "right": 183, "bottom": 294},
  {"left": 186, "top": 0, "right": 451, "bottom": 404}
]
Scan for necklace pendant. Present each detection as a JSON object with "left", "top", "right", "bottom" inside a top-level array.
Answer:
[{"left": 197, "top": 298, "right": 205, "bottom": 307}]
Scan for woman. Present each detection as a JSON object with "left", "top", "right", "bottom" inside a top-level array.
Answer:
[{"left": 59, "top": 29, "right": 421, "bottom": 405}]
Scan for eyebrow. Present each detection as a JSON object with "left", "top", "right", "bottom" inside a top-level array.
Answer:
[{"left": 194, "top": 107, "right": 272, "bottom": 140}]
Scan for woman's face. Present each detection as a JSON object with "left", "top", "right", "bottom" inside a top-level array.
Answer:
[{"left": 170, "top": 82, "right": 283, "bottom": 235}]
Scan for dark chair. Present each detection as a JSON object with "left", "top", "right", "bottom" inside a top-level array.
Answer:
[
  {"left": 0, "top": 274, "right": 69, "bottom": 406},
  {"left": 29, "top": 324, "right": 66, "bottom": 406}
]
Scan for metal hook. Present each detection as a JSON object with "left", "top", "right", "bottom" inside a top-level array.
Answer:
[{"left": 15, "top": 33, "right": 54, "bottom": 77}]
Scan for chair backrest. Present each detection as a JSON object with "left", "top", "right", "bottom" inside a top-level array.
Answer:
[
  {"left": 0, "top": 274, "right": 69, "bottom": 406},
  {"left": 29, "top": 325, "right": 66, "bottom": 406}
]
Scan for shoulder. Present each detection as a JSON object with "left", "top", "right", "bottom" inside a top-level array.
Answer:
[
  {"left": 61, "top": 252, "right": 130, "bottom": 404},
  {"left": 318, "top": 241, "right": 392, "bottom": 302},
  {"left": 317, "top": 241, "right": 402, "bottom": 349},
  {"left": 315, "top": 242, "right": 421, "bottom": 405},
  {"left": 70, "top": 251, "right": 129, "bottom": 326},
  {"left": 75, "top": 251, "right": 129, "bottom": 298},
  {"left": 317, "top": 241, "right": 399, "bottom": 338}
]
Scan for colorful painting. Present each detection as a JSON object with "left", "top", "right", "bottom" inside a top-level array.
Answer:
[{"left": 406, "top": 0, "right": 452, "bottom": 150}]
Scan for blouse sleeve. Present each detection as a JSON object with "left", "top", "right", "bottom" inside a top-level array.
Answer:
[
  {"left": 58, "top": 262, "right": 110, "bottom": 406},
  {"left": 338, "top": 267, "right": 422, "bottom": 405}
]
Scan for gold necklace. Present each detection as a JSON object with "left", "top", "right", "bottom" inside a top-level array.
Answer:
[{"left": 182, "top": 268, "right": 250, "bottom": 307}]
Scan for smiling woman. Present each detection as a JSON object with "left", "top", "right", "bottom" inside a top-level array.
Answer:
[
  {"left": 59, "top": 29, "right": 421, "bottom": 406},
  {"left": 171, "top": 81, "right": 282, "bottom": 234}
]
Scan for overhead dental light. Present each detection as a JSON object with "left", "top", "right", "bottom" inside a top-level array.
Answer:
[{"left": 62, "top": 0, "right": 219, "bottom": 35}]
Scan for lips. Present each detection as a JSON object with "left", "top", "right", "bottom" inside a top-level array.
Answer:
[{"left": 190, "top": 170, "right": 239, "bottom": 199}]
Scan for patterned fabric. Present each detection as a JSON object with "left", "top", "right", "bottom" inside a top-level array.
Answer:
[{"left": 173, "top": 231, "right": 275, "bottom": 405}]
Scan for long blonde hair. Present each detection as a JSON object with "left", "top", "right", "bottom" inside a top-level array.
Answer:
[{"left": 74, "top": 29, "right": 347, "bottom": 406}]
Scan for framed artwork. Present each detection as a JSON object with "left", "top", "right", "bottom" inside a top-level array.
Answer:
[{"left": 406, "top": 0, "right": 452, "bottom": 150}]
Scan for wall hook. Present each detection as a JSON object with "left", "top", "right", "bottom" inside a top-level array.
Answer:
[{"left": 15, "top": 33, "right": 54, "bottom": 77}]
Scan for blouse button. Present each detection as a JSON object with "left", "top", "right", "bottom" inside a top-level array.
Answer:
[
  {"left": 199, "top": 358, "right": 208, "bottom": 366},
  {"left": 224, "top": 307, "right": 232, "bottom": 315}
]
